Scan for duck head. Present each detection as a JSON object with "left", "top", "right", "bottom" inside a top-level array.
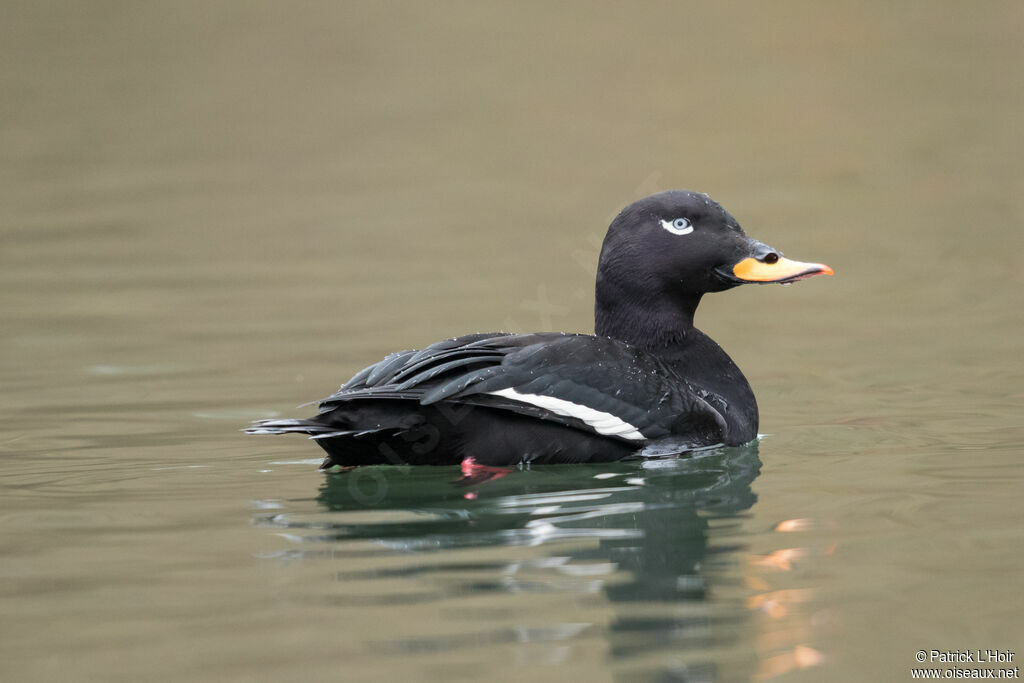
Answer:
[{"left": 595, "top": 190, "right": 832, "bottom": 344}]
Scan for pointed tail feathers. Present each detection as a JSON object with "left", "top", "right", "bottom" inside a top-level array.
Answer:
[{"left": 244, "top": 418, "right": 355, "bottom": 439}]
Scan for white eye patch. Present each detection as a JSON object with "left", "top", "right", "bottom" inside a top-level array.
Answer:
[{"left": 660, "top": 218, "right": 694, "bottom": 235}]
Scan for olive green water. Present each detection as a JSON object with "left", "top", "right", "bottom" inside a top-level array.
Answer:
[{"left": 2, "top": 3, "right": 1023, "bottom": 682}]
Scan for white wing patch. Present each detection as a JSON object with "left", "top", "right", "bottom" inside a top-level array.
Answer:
[{"left": 487, "top": 387, "right": 646, "bottom": 441}]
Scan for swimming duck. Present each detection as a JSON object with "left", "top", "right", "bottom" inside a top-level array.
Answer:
[{"left": 247, "top": 190, "right": 832, "bottom": 468}]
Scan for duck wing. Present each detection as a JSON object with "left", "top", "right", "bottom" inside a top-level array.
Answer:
[{"left": 313, "top": 332, "right": 727, "bottom": 445}]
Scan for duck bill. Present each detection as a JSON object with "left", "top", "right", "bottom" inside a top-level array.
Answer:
[{"left": 732, "top": 256, "right": 834, "bottom": 284}]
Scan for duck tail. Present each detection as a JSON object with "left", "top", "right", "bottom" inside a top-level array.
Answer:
[{"left": 244, "top": 417, "right": 359, "bottom": 440}]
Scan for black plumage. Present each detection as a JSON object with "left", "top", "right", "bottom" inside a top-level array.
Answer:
[{"left": 247, "top": 190, "right": 832, "bottom": 468}]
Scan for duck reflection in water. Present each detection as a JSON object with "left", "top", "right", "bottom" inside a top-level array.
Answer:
[{"left": 280, "top": 443, "right": 763, "bottom": 680}]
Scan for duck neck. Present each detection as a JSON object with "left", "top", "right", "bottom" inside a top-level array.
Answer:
[
  {"left": 595, "top": 283, "right": 702, "bottom": 350},
  {"left": 595, "top": 276, "right": 758, "bottom": 444}
]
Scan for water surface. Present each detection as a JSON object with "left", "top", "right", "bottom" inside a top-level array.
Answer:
[{"left": 2, "top": 3, "right": 1023, "bottom": 681}]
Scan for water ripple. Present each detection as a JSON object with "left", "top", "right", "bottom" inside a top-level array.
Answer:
[{"left": 255, "top": 445, "right": 766, "bottom": 680}]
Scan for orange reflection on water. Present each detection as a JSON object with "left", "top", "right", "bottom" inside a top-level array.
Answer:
[
  {"left": 755, "top": 645, "right": 826, "bottom": 680},
  {"left": 775, "top": 518, "right": 814, "bottom": 532},
  {"left": 747, "top": 520, "right": 834, "bottom": 680},
  {"left": 747, "top": 588, "right": 816, "bottom": 620},
  {"left": 748, "top": 547, "right": 808, "bottom": 571}
]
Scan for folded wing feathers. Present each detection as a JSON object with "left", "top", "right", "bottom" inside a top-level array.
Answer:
[
  {"left": 344, "top": 335, "right": 513, "bottom": 392},
  {"left": 363, "top": 349, "right": 419, "bottom": 387},
  {"left": 419, "top": 366, "right": 504, "bottom": 405},
  {"left": 278, "top": 333, "right": 719, "bottom": 446},
  {"left": 392, "top": 355, "right": 498, "bottom": 391}
]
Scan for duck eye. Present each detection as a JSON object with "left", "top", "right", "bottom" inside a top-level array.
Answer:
[
  {"left": 660, "top": 217, "right": 694, "bottom": 236},
  {"left": 763, "top": 252, "right": 780, "bottom": 264}
]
